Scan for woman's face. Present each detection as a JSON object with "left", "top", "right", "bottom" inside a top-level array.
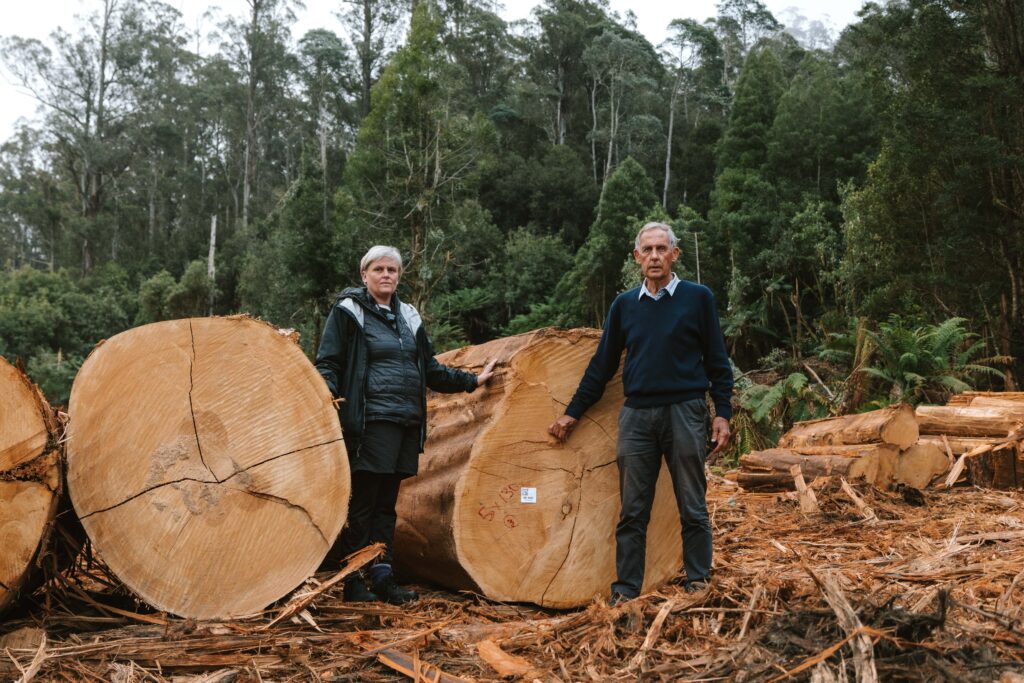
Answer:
[{"left": 362, "top": 257, "right": 401, "bottom": 303}]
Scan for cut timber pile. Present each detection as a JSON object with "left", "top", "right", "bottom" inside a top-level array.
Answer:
[
  {"left": 778, "top": 403, "right": 918, "bottom": 450},
  {"left": 67, "top": 316, "right": 351, "bottom": 620},
  {"left": 915, "top": 405, "right": 1024, "bottom": 438},
  {"left": 394, "top": 328, "right": 682, "bottom": 608},
  {"left": 916, "top": 402, "right": 1024, "bottom": 489},
  {"left": 0, "top": 356, "right": 60, "bottom": 614},
  {"left": 737, "top": 405, "right": 917, "bottom": 491},
  {"left": 737, "top": 444, "right": 898, "bottom": 491}
]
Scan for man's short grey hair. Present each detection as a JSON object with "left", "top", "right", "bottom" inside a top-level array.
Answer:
[
  {"left": 360, "top": 245, "right": 403, "bottom": 272},
  {"left": 635, "top": 222, "right": 678, "bottom": 249}
]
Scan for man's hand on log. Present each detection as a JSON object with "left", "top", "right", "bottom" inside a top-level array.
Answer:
[
  {"left": 548, "top": 415, "right": 578, "bottom": 442},
  {"left": 706, "top": 416, "right": 731, "bottom": 465},
  {"left": 476, "top": 359, "right": 497, "bottom": 386}
]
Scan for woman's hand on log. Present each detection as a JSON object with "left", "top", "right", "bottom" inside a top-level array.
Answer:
[
  {"left": 548, "top": 415, "right": 578, "bottom": 442},
  {"left": 706, "top": 416, "right": 731, "bottom": 464},
  {"left": 476, "top": 359, "right": 497, "bottom": 386}
]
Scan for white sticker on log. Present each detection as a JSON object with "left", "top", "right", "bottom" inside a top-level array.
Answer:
[{"left": 520, "top": 487, "right": 537, "bottom": 504}]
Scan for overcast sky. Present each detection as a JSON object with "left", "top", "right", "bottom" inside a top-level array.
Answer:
[{"left": 0, "top": 0, "right": 868, "bottom": 140}]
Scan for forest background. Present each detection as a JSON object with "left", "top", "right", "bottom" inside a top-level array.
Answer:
[{"left": 1, "top": 0, "right": 1021, "bottom": 459}]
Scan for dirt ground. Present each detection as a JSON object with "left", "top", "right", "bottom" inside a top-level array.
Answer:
[{"left": 3, "top": 480, "right": 1024, "bottom": 682}]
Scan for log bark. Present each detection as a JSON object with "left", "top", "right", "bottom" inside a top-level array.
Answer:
[
  {"left": 915, "top": 405, "right": 1024, "bottom": 438},
  {"left": 393, "top": 328, "right": 682, "bottom": 608},
  {"left": 66, "top": 316, "right": 350, "bottom": 619},
  {"left": 778, "top": 404, "right": 918, "bottom": 450},
  {"left": 966, "top": 444, "right": 1023, "bottom": 489},
  {"left": 737, "top": 445, "right": 898, "bottom": 491},
  {"left": 0, "top": 356, "right": 60, "bottom": 614}
]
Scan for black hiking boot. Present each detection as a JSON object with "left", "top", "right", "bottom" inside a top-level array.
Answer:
[
  {"left": 372, "top": 574, "right": 418, "bottom": 605},
  {"left": 343, "top": 575, "right": 380, "bottom": 603}
]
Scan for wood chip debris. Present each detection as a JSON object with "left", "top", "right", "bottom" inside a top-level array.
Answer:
[{"left": 3, "top": 482, "right": 1024, "bottom": 681}]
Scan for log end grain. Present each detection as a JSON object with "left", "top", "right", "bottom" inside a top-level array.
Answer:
[{"left": 67, "top": 317, "right": 350, "bottom": 620}]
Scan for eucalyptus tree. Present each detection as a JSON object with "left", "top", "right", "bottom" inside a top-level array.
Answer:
[{"left": 1, "top": 0, "right": 189, "bottom": 273}]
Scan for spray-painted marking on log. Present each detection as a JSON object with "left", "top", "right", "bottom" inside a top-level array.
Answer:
[{"left": 477, "top": 483, "right": 526, "bottom": 529}]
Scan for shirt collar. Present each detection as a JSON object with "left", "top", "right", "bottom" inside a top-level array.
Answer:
[{"left": 638, "top": 274, "right": 680, "bottom": 300}]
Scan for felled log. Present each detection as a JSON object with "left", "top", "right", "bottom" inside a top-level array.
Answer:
[
  {"left": 737, "top": 445, "right": 898, "bottom": 491},
  {"left": 947, "top": 391, "right": 1024, "bottom": 406},
  {"left": 394, "top": 328, "right": 682, "bottom": 608},
  {"left": 0, "top": 356, "right": 61, "bottom": 614},
  {"left": 67, "top": 317, "right": 351, "bottom": 619},
  {"left": 778, "top": 404, "right": 918, "bottom": 450},
  {"left": 895, "top": 442, "right": 950, "bottom": 489},
  {"left": 915, "top": 405, "right": 1024, "bottom": 438}
]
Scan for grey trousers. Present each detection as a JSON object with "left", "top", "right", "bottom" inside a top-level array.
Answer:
[{"left": 612, "top": 399, "right": 710, "bottom": 597}]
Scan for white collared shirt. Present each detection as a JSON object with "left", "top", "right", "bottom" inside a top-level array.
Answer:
[{"left": 638, "top": 274, "right": 680, "bottom": 301}]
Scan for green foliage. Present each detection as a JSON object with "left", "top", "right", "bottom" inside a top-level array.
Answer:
[
  {"left": 554, "top": 157, "right": 658, "bottom": 327},
  {"left": 26, "top": 349, "right": 82, "bottom": 407},
  {"left": 860, "top": 316, "right": 1007, "bottom": 405}
]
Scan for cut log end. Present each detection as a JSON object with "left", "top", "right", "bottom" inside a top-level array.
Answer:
[
  {"left": 779, "top": 404, "right": 918, "bottom": 450},
  {"left": 67, "top": 317, "right": 350, "bottom": 619},
  {"left": 0, "top": 356, "right": 60, "bottom": 614},
  {"left": 397, "top": 328, "right": 682, "bottom": 607}
]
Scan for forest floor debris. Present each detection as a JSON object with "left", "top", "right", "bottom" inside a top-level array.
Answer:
[{"left": 3, "top": 481, "right": 1024, "bottom": 682}]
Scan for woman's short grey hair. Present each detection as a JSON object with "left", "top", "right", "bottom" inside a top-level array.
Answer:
[
  {"left": 360, "top": 245, "right": 403, "bottom": 273},
  {"left": 635, "top": 222, "right": 678, "bottom": 249}
]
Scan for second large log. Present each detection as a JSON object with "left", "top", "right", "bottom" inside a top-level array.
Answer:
[{"left": 394, "top": 328, "right": 682, "bottom": 608}]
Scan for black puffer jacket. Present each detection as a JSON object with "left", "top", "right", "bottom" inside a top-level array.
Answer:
[{"left": 314, "top": 287, "right": 478, "bottom": 455}]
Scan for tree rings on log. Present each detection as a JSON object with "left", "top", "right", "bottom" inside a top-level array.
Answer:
[
  {"left": 67, "top": 317, "right": 350, "bottom": 619},
  {"left": 0, "top": 356, "right": 60, "bottom": 614},
  {"left": 779, "top": 404, "right": 918, "bottom": 450},
  {"left": 394, "top": 328, "right": 682, "bottom": 607}
]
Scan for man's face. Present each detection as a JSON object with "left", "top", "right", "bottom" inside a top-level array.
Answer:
[{"left": 633, "top": 229, "right": 679, "bottom": 284}]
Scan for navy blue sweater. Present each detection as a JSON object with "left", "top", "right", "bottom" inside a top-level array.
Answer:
[{"left": 565, "top": 280, "right": 734, "bottom": 420}]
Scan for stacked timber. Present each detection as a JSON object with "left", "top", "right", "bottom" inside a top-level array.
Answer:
[
  {"left": 0, "top": 356, "right": 61, "bottom": 615},
  {"left": 737, "top": 404, "right": 917, "bottom": 491},
  {"left": 66, "top": 317, "right": 351, "bottom": 619},
  {"left": 916, "top": 399, "right": 1024, "bottom": 489},
  {"left": 394, "top": 328, "right": 682, "bottom": 608}
]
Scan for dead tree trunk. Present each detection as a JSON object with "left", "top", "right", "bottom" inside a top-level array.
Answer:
[
  {"left": 0, "top": 356, "right": 61, "bottom": 614},
  {"left": 394, "top": 328, "right": 683, "bottom": 608},
  {"left": 66, "top": 317, "right": 351, "bottom": 619}
]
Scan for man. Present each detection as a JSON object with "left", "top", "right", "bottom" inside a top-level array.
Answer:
[{"left": 548, "top": 222, "right": 733, "bottom": 602}]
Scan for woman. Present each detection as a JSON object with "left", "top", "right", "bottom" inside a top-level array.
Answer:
[{"left": 315, "top": 245, "right": 495, "bottom": 604}]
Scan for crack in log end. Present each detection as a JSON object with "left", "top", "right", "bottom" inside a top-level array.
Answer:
[
  {"left": 232, "top": 488, "right": 329, "bottom": 547},
  {"left": 539, "top": 478, "right": 584, "bottom": 606},
  {"left": 219, "top": 438, "right": 345, "bottom": 483},
  {"left": 187, "top": 320, "right": 218, "bottom": 482},
  {"left": 0, "top": 453, "right": 60, "bottom": 491},
  {"left": 78, "top": 475, "right": 218, "bottom": 520},
  {"left": 585, "top": 459, "right": 617, "bottom": 473}
]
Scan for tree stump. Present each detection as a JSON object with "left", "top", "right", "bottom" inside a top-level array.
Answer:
[
  {"left": 0, "top": 356, "right": 60, "bottom": 614},
  {"left": 67, "top": 317, "right": 350, "bottom": 619},
  {"left": 394, "top": 328, "right": 682, "bottom": 607},
  {"left": 778, "top": 404, "right": 918, "bottom": 450}
]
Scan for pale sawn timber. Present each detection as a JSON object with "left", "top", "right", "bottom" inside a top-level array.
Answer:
[
  {"left": 915, "top": 405, "right": 1024, "bottom": 438},
  {"left": 736, "top": 444, "right": 898, "bottom": 491},
  {"left": 393, "top": 328, "right": 683, "bottom": 608},
  {"left": 66, "top": 317, "right": 350, "bottom": 620},
  {"left": 0, "top": 355, "right": 60, "bottom": 614},
  {"left": 778, "top": 404, "right": 918, "bottom": 450},
  {"left": 947, "top": 392, "right": 1024, "bottom": 406}
]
